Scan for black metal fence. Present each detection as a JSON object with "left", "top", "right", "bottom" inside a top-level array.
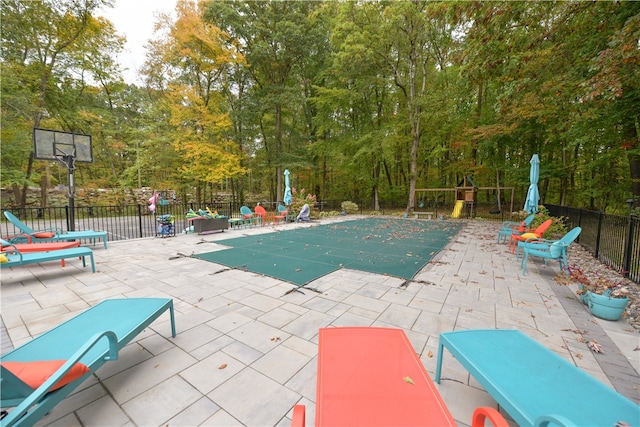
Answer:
[
  {"left": 546, "top": 204, "right": 639, "bottom": 283},
  {"left": 0, "top": 203, "right": 234, "bottom": 241},
  {"left": 1, "top": 201, "right": 638, "bottom": 283}
]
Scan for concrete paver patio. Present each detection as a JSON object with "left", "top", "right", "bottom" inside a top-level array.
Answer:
[{"left": 1, "top": 217, "right": 638, "bottom": 426}]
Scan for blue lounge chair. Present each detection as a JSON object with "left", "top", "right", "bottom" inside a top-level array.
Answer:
[
  {"left": 3, "top": 211, "right": 108, "bottom": 249},
  {"left": 0, "top": 298, "right": 176, "bottom": 427},
  {"left": 519, "top": 227, "right": 582, "bottom": 275},
  {"left": 435, "top": 329, "right": 640, "bottom": 427},
  {"left": 0, "top": 238, "right": 95, "bottom": 273},
  {"left": 496, "top": 213, "right": 535, "bottom": 243}
]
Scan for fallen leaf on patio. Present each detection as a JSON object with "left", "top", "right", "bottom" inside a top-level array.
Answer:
[
  {"left": 403, "top": 376, "right": 415, "bottom": 385},
  {"left": 562, "top": 329, "right": 587, "bottom": 335},
  {"left": 427, "top": 351, "right": 433, "bottom": 358},
  {"left": 154, "top": 364, "right": 160, "bottom": 368},
  {"left": 575, "top": 353, "right": 583, "bottom": 359},
  {"left": 587, "top": 340, "right": 604, "bottom": 353},
  {"left": 465, "top": 308, "right": 473, "bottom": 312},
  {"left": 271, "top": 336, "right": 281, "bottom": 342},
  {"left": 219, "top": 364, "right": 227, "bottom": 369}
]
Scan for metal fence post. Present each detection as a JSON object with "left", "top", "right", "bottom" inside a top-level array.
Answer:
[
  {"left": 623, "top": 214, "right": 635, "bottom": 278},
  {"left": 64, "top": 205, "right": 70, "bottom": 231},
  {"left": 137, "top": 204, "right": 143, "bottom": 238},
  {"left": 595, "top": 211, "right": 603, "bottom": 258}
]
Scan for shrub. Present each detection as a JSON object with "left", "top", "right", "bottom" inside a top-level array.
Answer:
[
  {"left": 530, "top": 205, "right": 568, "bottom": 238},
  {"left": 289, "top": 188, "right": 317, "bottom": 214},
  {"left": 341, "top": 201, "right": 359, "bottom": 214},
  {"left": 319, "top": 211, "right": 341, "bottom": 217}
]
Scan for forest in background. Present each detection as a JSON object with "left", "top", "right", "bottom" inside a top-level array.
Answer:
[{"left": 1, "top": 0, "right": 639, "bottom": 213}]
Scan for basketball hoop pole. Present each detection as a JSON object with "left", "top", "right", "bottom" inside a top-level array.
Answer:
[{"left": 63, "top": 154, "right": 76, "bottom": 231}]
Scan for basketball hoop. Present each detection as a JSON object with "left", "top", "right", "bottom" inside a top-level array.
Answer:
[{"left": 33, "top": 128, "right": 94, "bottom": 231}]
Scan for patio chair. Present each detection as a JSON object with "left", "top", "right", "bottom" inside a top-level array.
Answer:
[
  {"left": 519, "top": 227, "right": 582, "bottom": 275},
  {"left": 0, "top": 238, "right": 95, "bottom": 273},
  {"left": 254, "top": 205, "right": 267, "bottom": 226},
  {"left": 0, "top": 298, "right": 176, "bottom": 427},
  {"left": 277, "top": 204, "right": 294, "bottom": 223},
  {"left": 3, "top": 211, "right": 107, "bottom": 249},
  {"left": 239, "top": 206, "right": 260, "bottom": 228},
  {"left": 508, "top": 218, "right": 553, "bottom": 254},
  {"left": 496, "top": 213, "right": 535, "bottom": 243}
]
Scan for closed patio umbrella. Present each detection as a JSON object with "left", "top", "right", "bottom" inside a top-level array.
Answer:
[
  {"left": 524, "top": 154, "right": 540, "bottom": 213},
  {"left": 284, "top": 169, "right": 292, "bottom": 206}
]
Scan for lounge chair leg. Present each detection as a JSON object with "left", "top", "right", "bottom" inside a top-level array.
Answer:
[
  {"left": 169, "top": 301, "right": 176, "bottom": 337},
  {"left": 87, "top": 254, "right": 95, "bottom": 273},
  {"left": 471, "top": 407, "right": 509, "bottom": 427},
  {"left": 291, "top": 405, "right": 305, "bottom": 427},
  {"left": 521, "top": 253, "right": 528, "bottom": 275}
]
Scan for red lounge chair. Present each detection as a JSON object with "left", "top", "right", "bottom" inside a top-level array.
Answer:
[{"left": 291, "top": 327, "right": 507, "bottom": 427}]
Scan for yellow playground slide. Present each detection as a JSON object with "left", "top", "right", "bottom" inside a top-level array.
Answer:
[{"left": 451, "top": 200, "right": 464, "bottom": 218}]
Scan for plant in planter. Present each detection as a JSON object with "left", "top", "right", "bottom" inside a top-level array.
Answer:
[
  {"left": 529, "top": 206, "right": 568, "bottom": 239},
  {"left": 555, "top": 265, "right": 632, "bottom": 320}
]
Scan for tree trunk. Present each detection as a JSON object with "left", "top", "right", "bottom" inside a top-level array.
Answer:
[
  {"left": 623, "top": 120, "right": 640, "bottom": 200},
  {"left": 20, "top": 153, "right": 34, "bottom": 209},
  {"left": 275, "top": 104, "right": 283, "bottom": 204},
  {"left": 11, "top": 183, "right": 22, "bottom": 207},
  {"left": 372, "top": 159, "right": 380, "bottom": 211}
]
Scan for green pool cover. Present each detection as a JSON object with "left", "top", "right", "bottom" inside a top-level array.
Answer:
[{"left": 194, "top": 217, "right": 461, "bottom": 286}]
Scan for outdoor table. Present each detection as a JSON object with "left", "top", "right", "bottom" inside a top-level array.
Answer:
[{"left": 314, "top": 327, "right": 456, "bottom": 426}]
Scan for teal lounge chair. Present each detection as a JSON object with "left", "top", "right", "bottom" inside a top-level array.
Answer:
[
  {"left": 519, "top": 227, "right": 582, "bottom": 275},
  {"left": 496, "top": 213, "right": 535, "bottom": 243},
  {"left": 3, "top": 211, "right": 108, "bottom": 249},
  {"left": 436, "top": 329, "right": 640, "bottom": 426},
  {"left": 0, "top": 238, "right": 95, "bottom": 273},
  {"left": 0, "top": 298, "right": 176, "bottom": 427}
]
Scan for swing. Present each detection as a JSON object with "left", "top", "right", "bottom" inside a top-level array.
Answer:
[
  {"left": 418, "top": 192, "right": 425, "bottom": 209},
  {"left": 489, "top": 192, "right": 502, "bottom": 215}
]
